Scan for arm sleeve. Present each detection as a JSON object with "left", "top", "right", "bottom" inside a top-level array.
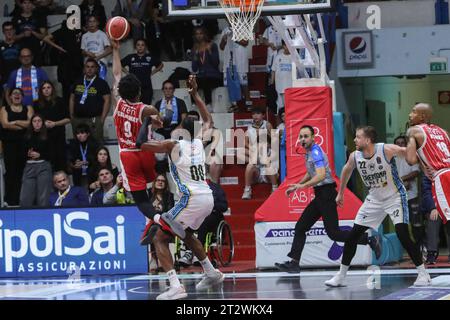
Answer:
[
  {"left": 103, "top": 185, "right": 120, "bottom": 204},
  {"left": 136, "top": 116, "right": 159, "bottom": 148},
  {"left": 311, "top": 147, "right": 326, "bottom": 168}
]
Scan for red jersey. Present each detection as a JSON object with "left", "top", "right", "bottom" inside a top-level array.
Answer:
[
  {"left": 113, "top": 98, "right": 146, "bottom": 150},
  {"left": 416, "top": 124, "right": 450, "bottom": 179}
]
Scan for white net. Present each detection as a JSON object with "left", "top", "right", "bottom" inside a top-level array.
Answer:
[{"left": 218, "top": 0, "right": 265, "bottom": 41}]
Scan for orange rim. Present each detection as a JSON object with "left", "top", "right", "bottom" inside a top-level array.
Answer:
[{"left": 221, "top": 0, "right": 264, "bottom": 12}]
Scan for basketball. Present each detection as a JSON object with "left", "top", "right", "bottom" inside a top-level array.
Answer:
[{"left": 105, "top": 16, "right": 130, "bottom": 41}]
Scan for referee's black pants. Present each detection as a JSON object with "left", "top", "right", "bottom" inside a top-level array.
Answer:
[{"left": 287, "top": 183, "right": 369, "bottom": 261}]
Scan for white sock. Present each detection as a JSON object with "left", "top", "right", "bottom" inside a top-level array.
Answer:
[
  {"left": 200, "top": 257, "right": 216, "bottom": 276},
  {"left": 338, "top": 264, "right": 349, "bottom": 277},
  {"left": 416, "top": 264, "right": 427, "bottom": 274},
  {"left": 167, "top": 269, "right": 181, "bottom": 288},
  {"left": 153, "top": 214, "right": 161, "bottom": 224},
  {"left": 272, "top": 184, "right": 278, "bottom": 190},
  {"left": 244, "top": 186, "right": 251, "bottom": 191}
]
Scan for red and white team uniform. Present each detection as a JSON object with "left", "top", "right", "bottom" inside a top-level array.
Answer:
[
  {"left": 113, "top": 98, "right": 156, "bottom": 191},
  {"left": 416, "top": 124, "right": 450, "bottom": 222}
]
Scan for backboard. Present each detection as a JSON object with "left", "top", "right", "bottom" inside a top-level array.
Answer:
[{"left": 165, "top": 0, "right": 335, "bottom": 18}]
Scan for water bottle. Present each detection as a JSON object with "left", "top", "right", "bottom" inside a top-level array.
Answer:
[{"left": 3, "top": 4, "right": 8, "bottom": 17}]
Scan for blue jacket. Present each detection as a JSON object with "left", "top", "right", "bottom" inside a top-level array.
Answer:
[
  {"left": 90, "top": 189, "right": 105, "bottom": 206},
  {"left": 49, "top": 186, "right": 90, "bottom": 207}
]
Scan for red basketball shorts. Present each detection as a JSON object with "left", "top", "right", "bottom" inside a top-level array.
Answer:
[
  {"left": 432, "top": 169, "right": 450, "bottom": 223},
  {"left": 119, "top": 150, "right": 156, "bottom": 192}
]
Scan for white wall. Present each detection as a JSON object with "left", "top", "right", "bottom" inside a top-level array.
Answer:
[
  {"left": 337, "top": 25, "right": 450, "bottom": 78},
  {"left": 346, "top": 0, "right": 436, "bottom": 29}
]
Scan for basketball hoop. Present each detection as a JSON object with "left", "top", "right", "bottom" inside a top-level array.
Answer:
[{"left": 218, "top": 0, "right": 265, "bottom": 41}]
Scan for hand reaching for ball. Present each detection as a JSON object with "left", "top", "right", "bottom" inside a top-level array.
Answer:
[
  {"left": 110, "top": 39, "right": 120, "bottom": 50},
  {"left": 187, "top": 75, "right": 198, "bottom": 95}
]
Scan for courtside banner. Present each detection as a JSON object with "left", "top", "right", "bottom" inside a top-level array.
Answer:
[
  {"left": 255, "top": 221, "right": 372, "bottom": 268},
  {"left": 0, "top": 207, "right": 147, "bottom": 277},
  {"left": 255, "top": 87, "right": 362, "bottom": 222}
]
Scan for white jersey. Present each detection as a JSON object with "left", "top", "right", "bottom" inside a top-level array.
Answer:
[
  {"left": 81, "top": 30, "right": 110, "bottom": 65},
  {"left": 354, "top": 143, "right": 407, "bottom": 201},
  {"left": 272, "top": 51, "right": 293, "bottom": 94},
  {"left": 221, "top": 27, "right": 249, "bottom": 73},
  {"left": 262, "top": 26, "right": 282, "bottom": 72},
  {"left": 169, "top": 139, "right": 212, "bottom": 196}
]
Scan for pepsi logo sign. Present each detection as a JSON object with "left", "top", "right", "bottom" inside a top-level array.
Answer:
[
  {"left": 349, "top": 37, "right": 366, "bottom": 54},
  {"left": 344, "top": 31, "right": 373, "bottom": 67}
]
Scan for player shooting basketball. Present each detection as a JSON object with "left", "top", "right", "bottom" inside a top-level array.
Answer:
[{"left": 110, "top": 38, "right": 186, "bottom": 239}]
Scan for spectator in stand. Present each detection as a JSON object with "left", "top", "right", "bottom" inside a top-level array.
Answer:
[
  {"left": 0, "top": 87, "right": 33, "bottom": 205},
  {"left": 103, "top": 174, "right": 135, "bottom": 205},
  {"left": 260, "top": 23, "right": 282, "bottom": 114},
  {"left": 67, "top": 123, "right": 99, "bottom": 190},
  {"left": 19, "top": 114, "right": 52, "bottom": 207},
  {"left": 81, "top": 15, "right": 111, "bottom": 80},
  {"left": 121, "top": 39, "right": 163, "bottom": 105},
  {"left": 220, "top": 26, "right": 251, "bottom": 112},
  {"left": 90, "top": 168, "right": 117, "bottom": 206},
  {"left": 0, "top": 22, "right": 21, "bottom": 104},
  {"left": 49, "top": 171, "right": 90, "bottom": 207},
  {"left": 5, "top": 48, "right": 49, "bottom": 107},
  {"left": 191, "top": 27, "right": 221, "bottom": 113},
  {"left": 242, "top": 106, "right": 278, "bottom": 200},
  {"left": 139, "top": 173, "right": 175, "bottom": 271},
  {"left": 34, "top": 81, "right": 70, "bottom": 171},
  {"left": 155, "top": 80, "right": 188, "bottom": 139},
  {"left": 394, "top": 135, "right": 423, "bottom": 246},
  {"left": 79, "top": 0, "right": 107, "bottom": 31},
  {"left": 421, "top": 176, "right": 450, "bottom": 264},
  {"left": 12, "top": 0, "right": 47, "bottom": 66},
  {"left": 179, "top": 179, "right": 228, "bottom": 267},
  {"left": 271, "top": 41, "right": 292, "bottom": 114},
  {"left": 88, "top": 146, "right": 120, "bottom": 193},
  {"left": 148, "top": 173, "right": 175, "bottom": 218},
  {"left": 143, "top": 1, "right": 164, "bottom": 61},
  {"left": 69, "top": 58, "right": 111, "bottom": 143},
  {"left": 112, "top": 0, "right": 149, "bottom": 41},
  {"left": 183, "top": 19, "right": 220, "bottom": 59},
  {"left": 42, "top": 20, "right": 84, "bottom": 104}
]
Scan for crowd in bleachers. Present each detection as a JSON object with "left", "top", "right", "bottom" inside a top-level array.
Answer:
[{"left": 0, "top": 0, "right": 287, "bottom": 208}]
